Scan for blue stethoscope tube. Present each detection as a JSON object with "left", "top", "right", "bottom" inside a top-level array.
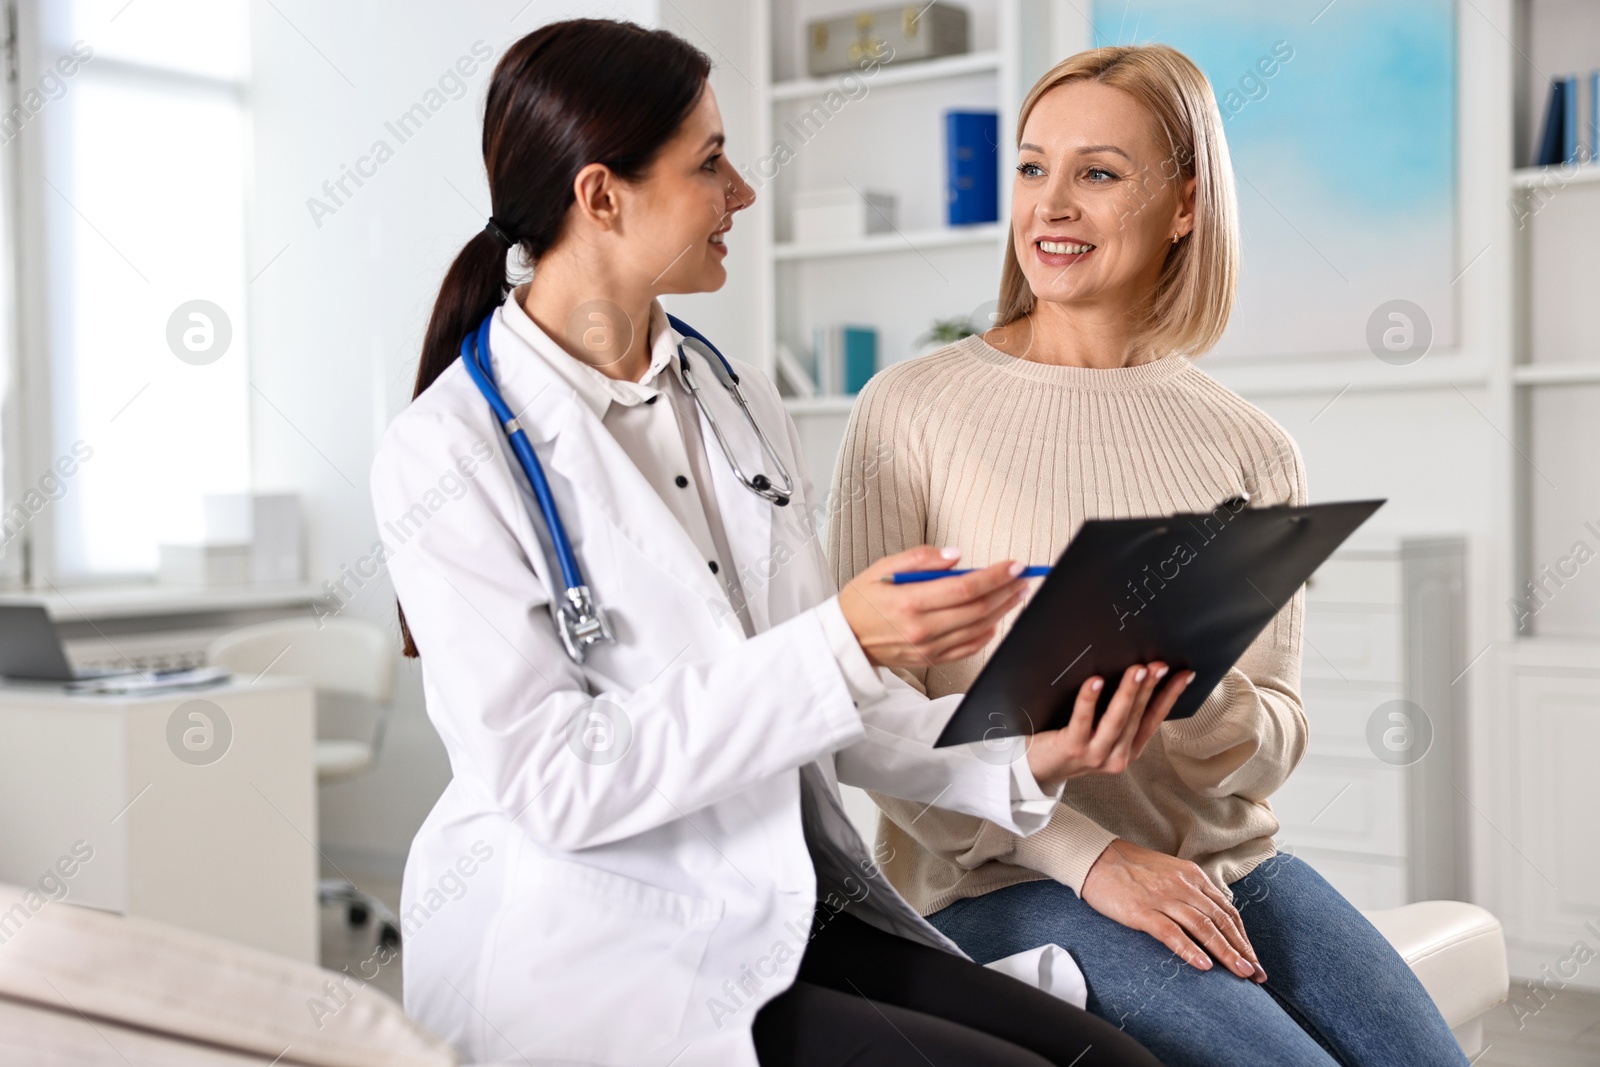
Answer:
[
  {"left": 459, "top": 309, "right": 793, "bottom": 663},
  {"left": 462, "top": 313, "right": 612, "bottom": 662},
  {"left": 460, "top": 314, "right": 586, "bottom": 591}
]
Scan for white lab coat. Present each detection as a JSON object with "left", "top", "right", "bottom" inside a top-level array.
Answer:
[{"left": 369, "top": 300, "right": 1067, "bottom": 1067}]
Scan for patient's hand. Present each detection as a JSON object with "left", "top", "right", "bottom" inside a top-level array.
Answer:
[
  {"left": 1024, "top": 664, "right": 1189, "bottom": 790},
  {"left": 1081, "top": 838, "right": 1268, "bottom": 983}
]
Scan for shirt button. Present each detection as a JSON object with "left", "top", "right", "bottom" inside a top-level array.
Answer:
[
  {"left": 675, "top": 475, "right": 689, "bottom": 488},
  {"left": 708, "top": 560, "right": 719, "bottom": 574}
]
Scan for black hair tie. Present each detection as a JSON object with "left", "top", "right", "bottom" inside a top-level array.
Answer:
[{"left": 484, "top": 216, "right": 516, "bottom": 248}]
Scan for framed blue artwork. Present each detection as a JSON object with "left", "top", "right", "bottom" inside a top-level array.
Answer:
[{"left": 1088, "top": 0, "right": 1457, "bottom": 359}]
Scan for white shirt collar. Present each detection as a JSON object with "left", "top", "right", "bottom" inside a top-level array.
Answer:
[{"left": 500, "top": 283, "right": 682, "bottom": 420}]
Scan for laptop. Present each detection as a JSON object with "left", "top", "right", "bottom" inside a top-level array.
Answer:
[{"left": 0, "top": 604, "right": 138, "bottom": 682}]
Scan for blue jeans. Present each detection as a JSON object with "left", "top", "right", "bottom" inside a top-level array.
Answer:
[{"left": 927, "top": 853, "right": 1469, "bottom": 1067}]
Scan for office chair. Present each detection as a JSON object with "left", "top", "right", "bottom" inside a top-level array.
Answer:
[{"left": 206, "top": 616, "right": 401, "bottom": 947}]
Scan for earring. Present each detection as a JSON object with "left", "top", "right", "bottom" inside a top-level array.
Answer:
[{"left": 1171, "top": 232, "right": 1180, "bottom": 244}]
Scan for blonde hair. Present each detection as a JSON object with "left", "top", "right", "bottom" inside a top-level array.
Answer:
[{"left": 995, "top": 44, "right": 1239, "bottom": 359}]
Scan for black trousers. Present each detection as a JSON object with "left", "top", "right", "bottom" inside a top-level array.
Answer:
[{"left": 752, "top": 910, "right": 1165, "bottom": 1067}]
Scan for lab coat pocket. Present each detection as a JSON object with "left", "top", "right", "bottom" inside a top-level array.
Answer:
[{"left": 488, "top": 857, "right": 724, "bottom": 1064}]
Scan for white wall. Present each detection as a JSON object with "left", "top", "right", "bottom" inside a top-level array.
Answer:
[
  {"left": 657, "top": 0, "right": 764, "bottom": 364},
  {"left": 246, "top": 0, "right": 661, "bottom": 871}
]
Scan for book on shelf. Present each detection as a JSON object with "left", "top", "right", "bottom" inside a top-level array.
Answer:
[
  {"left": 1535, "top": 76, "right": 1566, "bottom": 166},
  {"left": 1534, "top": 72, "right": 1600, "bottom": 167},
  {"left": 810, "top": 325, "right": 878, "bottom": 396},
  {"left": 1566, "top": 74, "right": 1579, "bottom": 163},
  {"left": 775, "top": 342, "right": 816, "bottom": 398},
  {"left": 1591, "top": 72, "right": 1599, "bottom": 163},
  {"left": 946, "top": 110, "right": 999, "bottom": 225}
]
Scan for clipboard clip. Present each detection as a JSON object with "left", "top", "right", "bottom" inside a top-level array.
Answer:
[{"left": 1220, "top": 491, "right": 1308, "bottom": 529}]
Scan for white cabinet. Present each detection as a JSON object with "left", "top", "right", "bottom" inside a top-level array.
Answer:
[
  {"left": 0, "top": 678, "right": 318, "bottom": 962},
  {"left": 1505, "top": 668, "right": 1600, "bottom": 948},
  {"left": 1274, "top": 538, "right": 1468, "bottom": 911},
  {"left": 1491, "top": 0, "right": 1600, "bottom": 985}
]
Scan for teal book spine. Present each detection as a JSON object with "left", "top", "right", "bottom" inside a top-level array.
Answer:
[{"left": 843, "top": 327, "right": 877, "bottom": 394}]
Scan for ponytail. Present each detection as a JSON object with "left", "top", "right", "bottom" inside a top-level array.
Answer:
[
  {"left": 413, "top": 230, "right": 509, "bottom": 400},
  {"left": 396, "top": 18, "right": 712, "bottom": 658},
  {"left": 397, "top": 230, "right": 507, "bottom": 657}
]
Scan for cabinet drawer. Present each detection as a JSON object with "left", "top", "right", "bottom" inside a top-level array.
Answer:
[
  {"left": 1301, "top": 683, "right": 1403, "bottom": 761},
  {"left": 1272, "top": 757, "right": 1406, "bottom": 858},
  {"left": 1302, "top": 607, "right": 1400, "bottom": 684},
  {"left": 1305, "top": 557, "right": 1400, "bottom": 607}
]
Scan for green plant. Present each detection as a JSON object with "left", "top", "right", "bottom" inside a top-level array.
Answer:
[{"left": 917, "top": 316, "right": 974, "bottom": 347}]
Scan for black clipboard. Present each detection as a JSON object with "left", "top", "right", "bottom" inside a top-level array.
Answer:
[{"left": 934, "top": 498, "right": 1384, "bottom": 747}]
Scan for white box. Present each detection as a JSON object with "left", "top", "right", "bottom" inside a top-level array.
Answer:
[
  {"left": 793, "top": 188, "right": 897, "bottom": 244},
  {"left": 158, "top": 542, "right": 252, "bottom": 586},
  {"left": 203, "top": 492, "right": 303, "bottom": 584}
]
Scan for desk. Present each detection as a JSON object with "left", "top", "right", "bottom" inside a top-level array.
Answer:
[{"left": 0, "top": 677, "right": 317, "bottom": 962}]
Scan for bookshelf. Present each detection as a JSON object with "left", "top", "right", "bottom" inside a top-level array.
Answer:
[
  {"left": 770, "top": 47, "right": 1004, "bottom": 100},
  {"left": 751, "top": 0, "right": 1057, "bottom": 480},
  {"left": 1510, "top": 161, "right": 1600, "bottom": 188},
  {"left": 772, "top": 221, "right": 1005, "bottom": 261},
  {"left": 1509, "top": 361, "right": 1600, "bottom": 385},
  {"left": 1508, "top": 0, "right": 1600, "bottom": 638},
  {"left": 1491, "top": 0, "right": 1600, "bottom": 984}
]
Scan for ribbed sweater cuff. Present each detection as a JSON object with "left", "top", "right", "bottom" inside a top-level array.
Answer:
[
  {"left": 1010, "top": 813, "right": 1120, "bottom": 894},
  {"left": 1161, "top": 670, "right": 1242, "bottom": 747}
]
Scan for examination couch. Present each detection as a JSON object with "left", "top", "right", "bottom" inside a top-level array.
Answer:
[{"left": 0, "top": 881, "right": 1508, "bottom": 1064}]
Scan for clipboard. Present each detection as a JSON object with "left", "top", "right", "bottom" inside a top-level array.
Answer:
[{"left": 933, "top": 498, "right": 1385, "bottom": 748}]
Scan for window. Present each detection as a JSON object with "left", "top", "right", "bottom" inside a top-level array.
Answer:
[{"left": 25, "top": 0, "right": 251, "bottom": 580}]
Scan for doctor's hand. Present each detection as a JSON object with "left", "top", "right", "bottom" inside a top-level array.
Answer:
[
  {"left": 1080, "top": 838, "right": 1268, "bottom": 984},
  {"left": 838, "top": 546, "right": 1030, "bottom": 669},
  {"left": 1023, "top": 663, "right": 1192, "bottom": 790}
]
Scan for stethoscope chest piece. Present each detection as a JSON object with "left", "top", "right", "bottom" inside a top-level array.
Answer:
[{"left": 557, "top": 585, "right": 613, "bottom": 663}]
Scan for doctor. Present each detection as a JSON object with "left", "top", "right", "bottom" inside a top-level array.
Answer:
[{"left": 371, "top": 18, "right": 1187, "bottom": 1067}]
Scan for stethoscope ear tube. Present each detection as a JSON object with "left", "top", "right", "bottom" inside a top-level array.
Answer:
[{"left": 669, "top": 322, "right": 795, "bottom": 507}]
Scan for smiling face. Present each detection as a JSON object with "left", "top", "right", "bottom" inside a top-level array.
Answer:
[
  {"left": 625, "top": 82, "right": 756, "bottom": 296},
  {"left": 1009, "top": 79, "right": 1196, "bottom": 320}
]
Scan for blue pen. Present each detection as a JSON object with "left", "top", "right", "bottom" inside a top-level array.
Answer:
[{"left": 888, "top": 566, "right": 1051, "bottom": 584}]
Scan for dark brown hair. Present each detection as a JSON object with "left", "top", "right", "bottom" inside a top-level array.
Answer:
[{"left": 398, "top": 19, "right": 712, "bottom": 657}]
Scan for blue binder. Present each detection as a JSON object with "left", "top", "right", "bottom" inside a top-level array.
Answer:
[
  {"left": 1535, "top": 77, "right": 1566, "bottom": 166},
  {"left": 1565, "top": 74, "right": 1579, "bottom": 163},
  {"left": 1591, "top": 72, "right": 1599, "bottom": 162},
  {"left": 946, "top": 111, "right": 999, "bottom": 226}
]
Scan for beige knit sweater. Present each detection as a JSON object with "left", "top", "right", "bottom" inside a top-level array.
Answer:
[{"left": 826, "top": 334, "right": 1310, "bottom": 914}]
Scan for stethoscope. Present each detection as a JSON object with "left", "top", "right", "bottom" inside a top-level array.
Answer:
[{"left": 459, "top": 309, "right": 795, "bottom": 664}]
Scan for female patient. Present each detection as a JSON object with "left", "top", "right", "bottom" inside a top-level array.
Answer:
[{"left": 828, "top": 44, "right": 1468, "bottom": 1067}]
